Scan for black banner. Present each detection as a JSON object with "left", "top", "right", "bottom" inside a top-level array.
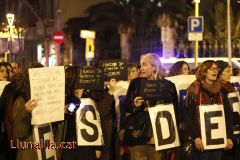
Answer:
[
  {"left": 99, "top": 59, "right": 127, "bottom": 81},
  {"left": 75, "top": 66, "right": 104, "bottom": 90},
  {"left": 139, "top": 79, "right": 166, "bottom": 99}
]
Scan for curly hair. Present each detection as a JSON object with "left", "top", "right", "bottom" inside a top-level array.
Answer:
[{"left": 195, "top": 60, "right": 216, "bottom": 81}]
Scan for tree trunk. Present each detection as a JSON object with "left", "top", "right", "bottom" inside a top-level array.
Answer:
[
  {"left": 119, "top": 27, "right": 132, "bottom": 61},
  {"left": 63, "top": 33, "right": 72, "bottom": 65}
]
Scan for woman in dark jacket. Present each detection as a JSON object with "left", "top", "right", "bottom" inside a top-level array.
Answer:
[
  {"left": 62, "top": 65, "right": 100, "bottom": 160},
  {"left": 216, "top": 60, "right": 240, "bottom": 160},
  {"left": 0, "top": 62, "right": 11, "bottom": 160},
  {"left": 184, "top": 60, "right": 233, "bottom": 160},
  {"left": 3, "top": 62, "right": 44, "bottom": 160},
  {"left": 124, "top": 53, "right": 179, "bottom": 160},
  {"left": 90, "top": 78, "right": 120, "bottom": 160}
]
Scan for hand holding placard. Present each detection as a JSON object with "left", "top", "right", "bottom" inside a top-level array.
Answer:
[{"left": 29, "top": 66, "right": 65, "bottom": 125}]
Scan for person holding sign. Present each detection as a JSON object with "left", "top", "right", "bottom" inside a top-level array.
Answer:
[
  {"left": 90, "top": 78, "right": 120, "bottom": 160},
  {"left": 124, "top": 53, "right": 179, "bottom": 160},
  {"left": 62, "top": 66, "right": 100, "bottom": 160},
  {"left": 3, "top": 62, "right": 43, "bottom": 160},
  {"left": 0, "top": 62, "right": 11, "bottom": 160},
  {"left": 184, "top": 60, "right": 233, "bottom": 160},
  {"left": 115, "top": 63, "right": 139, "bottom": 160},
  {"left": 216, "top": 60, "right": 240, "bottom": 160}
]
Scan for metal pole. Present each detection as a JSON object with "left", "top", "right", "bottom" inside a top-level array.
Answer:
[
  {"left": 227, "top": 0, "right": 232, "bottom": 68},
  {"left": 194, "top": 2, "right": 199, "bottom": 68},
  {"left": 56, "top": 0, "right": 61, "bottom": 65},
  {"left": 9, "top": 33, "right": 12, "bottom": 62},
  {"left": 45, "top": 39, "right": 49, "bottom": 67}
]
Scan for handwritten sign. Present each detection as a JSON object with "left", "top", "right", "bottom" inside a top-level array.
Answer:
[
  {"left": 29, "top": 66, "right": 65, "bottom": 125},
  {"left": 76, "top": 66, "right": 104, "bottom": 90},
  {"left": 139, "top": 79, "right": 168, "bottom": 99},
  {"left": 99, "top": 59, "right": 127, "bottom": 81},
  {"left": 148, "top": 104, "right": 180, "bottom": 151},
  {"left": 33, "top": 124, "right": 57, "bottom": 160},
  {"left": 199, "top": 104, "right": 227, "bottom": 150},
  {"left": 76, "top": 98, "right": 104, "bottom": 146},
  {"left": 0, "top": 81, "right": 9, "bottom": 96}
]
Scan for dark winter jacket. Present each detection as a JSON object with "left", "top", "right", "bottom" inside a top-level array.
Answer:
[
  {"left": 123, "top": 77, "right": 179, "bottom": 146},
  {"left": 184, "top": 80, "right": 233, "bottom": 140}
]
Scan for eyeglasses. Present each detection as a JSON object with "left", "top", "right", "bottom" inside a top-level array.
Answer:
[{"left": 209, "top": 67, "right": 220, "bottom": 71}]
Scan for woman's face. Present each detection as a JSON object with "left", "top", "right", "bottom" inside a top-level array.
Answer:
[
  {"left": 181, "top": 63, "right": 189, "bottom": 75},
  {"left": 128, "top": 67, "right": 139, "bottom": 81},
  {"left": 205, "top": 63, "right": 219, "bottom": 83},
  {"left": 140, "top": 57, "right": 156, "bottom": 79},
  {"left": 0, "top": 65, "right": 8, "bottom": 81},
  {"left": 7, "top": 65, "right": 13, "bottom": 78},
  {"left": 220, "top": 67, "right": 231, "bottom": 83}
]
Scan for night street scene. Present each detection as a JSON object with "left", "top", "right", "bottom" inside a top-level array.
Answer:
[{"left": 0, "top": 0, "right": 240, "bottom": 160}]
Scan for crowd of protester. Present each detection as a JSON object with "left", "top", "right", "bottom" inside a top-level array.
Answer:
[{"left": 0, "top": 53, "right": 240, "bottom": 160}]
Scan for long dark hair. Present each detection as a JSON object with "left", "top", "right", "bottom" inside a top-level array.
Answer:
[
  {"left": 65, "top": 66, "right": 81, "bottom": 99},
  {"left": 4, "top": 62, "right": 44, "bottom": 143},
  {"left": 0, "top": 62, "right": 9, "bottom": 81},
  {"left": 168, "top": 61, "right": 190, "bottom": 76}
]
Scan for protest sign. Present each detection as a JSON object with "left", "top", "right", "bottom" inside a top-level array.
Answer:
[
  {"left": 166, "top": 75, "right": 196, "bottom": 91},
  {"left": 199, "top": 104, "right": 227, "bottom": 150},
  {"left": 76, "top": 66, "right": 104, "bottom": 90},
  {"left": 33, "top": 124, "right": 57, "bottom": 160},
  {"left": 148, "top": 104, "right": 180, "bottom": 150},
  {"left": 0, "top": 81, "right": 9, "bottom": 96},
  {"left": 228, "top": 92, "right": 240, "bottom": 134},
  {"left": 29, "top": 66, "right": 65, "bottom": 125},
  {"left": 113, "top": 81, "right": 129, "bottom": 130},
  {"left": 76, "top": 98, "right": 103, "bottom": 146},
  {"left": 99, "top": 59, "right": 127, "bottom": 81},
  {"left": 139, "top": 79, "right": 169, "bottom": 99}
]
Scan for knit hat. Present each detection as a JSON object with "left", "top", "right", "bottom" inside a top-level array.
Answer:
[{"left": 216, "top": 60, "right": 229, "bottom": 77}]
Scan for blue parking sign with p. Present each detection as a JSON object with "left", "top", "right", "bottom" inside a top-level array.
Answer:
[{"left": 188, "top": 17, "right": 203, "bottom": 33}]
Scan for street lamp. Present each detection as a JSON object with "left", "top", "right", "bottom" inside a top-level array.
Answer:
[
  {"left": 80, "top": 30, "right": 96, "bottom": 66},
  {"left": 227, "top": 0, "right": 232, "bottom": 69},
  {"left": 6, "top": 13, "right": 15, "bottom": 62},
  {"left": 86, "top": 46, "right": 94, "bottom": 65}
]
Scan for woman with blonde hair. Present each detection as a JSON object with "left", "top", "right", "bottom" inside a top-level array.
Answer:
[{"left": 124, "top": 53, "right": 178, "bottom": 160}]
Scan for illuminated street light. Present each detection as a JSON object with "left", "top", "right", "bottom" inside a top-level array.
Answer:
[
  {"left": 80, "top": 30, "right": 96, "bottom": 66},
  {"left": 6, "top": 13, "right": 15, "bottom": 62},
  {"left": 6, "top": 13, "right": 15, "bottom": 30}
]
